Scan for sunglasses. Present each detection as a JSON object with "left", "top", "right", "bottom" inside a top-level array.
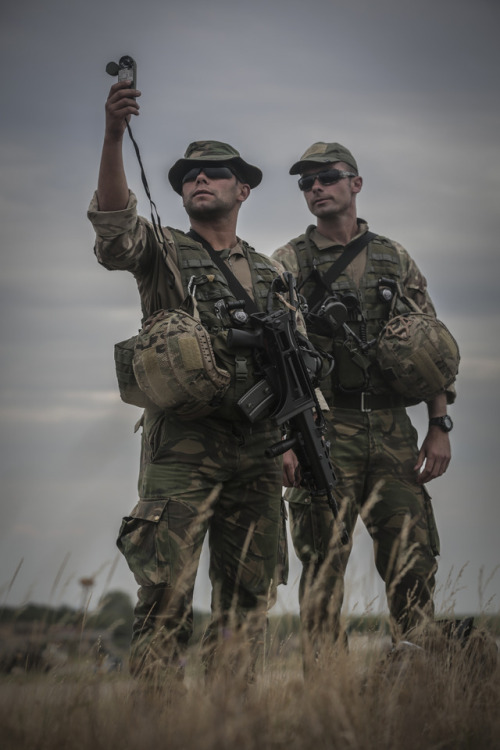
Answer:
[
  {"left": 182, "top": 166, "right": 237, "bottom": 185},
  {"left": 298, "top": 168, "right": 356, "bottom": 192}
]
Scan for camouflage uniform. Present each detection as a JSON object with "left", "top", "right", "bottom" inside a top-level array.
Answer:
[
  {"left": 88, "top": 170, "right": 287, "bottom": 680},
  {"left": 273, "top": 218, "right": 455, "bottom": 655}
]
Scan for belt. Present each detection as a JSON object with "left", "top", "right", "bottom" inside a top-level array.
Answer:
[{"left": 333, "top": 391, "right": 407, "bottom": 412}]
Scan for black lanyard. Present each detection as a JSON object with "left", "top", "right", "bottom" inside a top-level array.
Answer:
[
  {"left": 305, "top": 231, "right": 376, "bottom": 312},
  {"left": 187, "top": 229, "right": 259, "bottom": 314}
]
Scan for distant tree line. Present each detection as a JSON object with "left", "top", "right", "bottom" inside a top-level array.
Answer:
[
  {"left": 0, "top": 590, "right": 135, "bottom": 652},
  {"left": 2, "top": 592, "right": 498, "bottom": 654}
]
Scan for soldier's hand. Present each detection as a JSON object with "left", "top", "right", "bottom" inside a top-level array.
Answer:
[
  {"left": 104, "top": 81, "right": 141, "bottom": 141},
  {"left": 282, "top": 449, "right": 301, "bottom": 488},
  {"left": 414, "top": 428, "right": 451, "bottom": 484}
]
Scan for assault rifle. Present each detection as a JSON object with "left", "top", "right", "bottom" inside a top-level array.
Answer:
[{"left": 226, "top": 272, "right": 348, "bottom": 544}]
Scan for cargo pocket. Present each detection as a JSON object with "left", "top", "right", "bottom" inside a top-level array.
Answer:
[
  {"left": 422, "top": 486, "right": 441, "bottom": 557},
  {"left": 116, "top": 498, "right": 171, "bottom": 587},
  {"left": 283, "top": 486, "right": 311, "bottom": 505}
]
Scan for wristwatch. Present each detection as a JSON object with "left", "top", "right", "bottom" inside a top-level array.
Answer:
[{"left": 429, "top": 415, "right": 453, "bottom": 432}]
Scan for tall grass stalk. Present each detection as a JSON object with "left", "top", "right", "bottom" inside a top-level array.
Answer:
[{"left": 1, "top": 623, "right": 498, "bottom": 750}]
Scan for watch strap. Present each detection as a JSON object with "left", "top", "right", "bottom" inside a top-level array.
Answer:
[{"left": 429, "top": 415, "right": 453, "bottom": 432}]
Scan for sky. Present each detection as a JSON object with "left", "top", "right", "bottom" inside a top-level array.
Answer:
[{"left": 1, "top": 0, "right": 499, "bottom": 619}]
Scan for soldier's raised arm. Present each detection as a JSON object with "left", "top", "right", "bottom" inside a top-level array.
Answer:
[{"left": 97, "top": 80, "right": 141, "bottom": 211}]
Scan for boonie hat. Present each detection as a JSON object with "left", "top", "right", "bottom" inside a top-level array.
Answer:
[
  {"left": 168, "top": 140, "right": 263, "bottom": 194},
  {"left": 289, "top": 142, "right": 358, "bottom": 175}
]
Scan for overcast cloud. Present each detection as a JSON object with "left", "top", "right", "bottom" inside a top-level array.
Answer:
[{"left": 1, "top": 0, "right": 499, "bottom": 616}]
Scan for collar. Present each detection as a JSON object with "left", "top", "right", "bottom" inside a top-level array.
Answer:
[{"left": 311, "top": 219, "right": 370, "bottom": 251}]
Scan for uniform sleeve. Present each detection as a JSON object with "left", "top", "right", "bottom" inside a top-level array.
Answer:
[
  {"left": 87, "top": 190, "right": 161, "bottom": 274},
  {"left": 87, "top": 190, "right": 184, "bottom": 312},
  {"left": 271, "top": 243, "right": 301, "bottom": 278},
  {"left": 395, "top": 241, "right": 437, "bottom": 316}
]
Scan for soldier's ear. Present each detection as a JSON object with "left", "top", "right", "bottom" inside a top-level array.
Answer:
[
  {"left": 351, "top": 175, "right": 363, "bottom": 194},
  {"left": 237, "top": 182, "right": 251, "bottom": 203}
]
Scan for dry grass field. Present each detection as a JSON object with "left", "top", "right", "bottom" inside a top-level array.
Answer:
[{"left": 1, "top": 620, "right": 498, "bottom": 750}]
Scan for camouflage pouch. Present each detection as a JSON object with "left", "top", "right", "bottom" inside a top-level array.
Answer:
[
  {"left": 114, "top": 336, "right": 155, "bottom": 409},
  {"left": 332, "top": 336, "right": 370, "bottom": 392}
]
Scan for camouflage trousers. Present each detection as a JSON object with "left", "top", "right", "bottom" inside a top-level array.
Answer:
[
  {"left": 286, "top": 406, "right": 440, "bottom": 659},
  {"left": 117, "top": 408, "right": 285, "bottom": 682}
]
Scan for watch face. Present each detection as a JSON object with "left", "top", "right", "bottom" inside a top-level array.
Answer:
[
  {"left": 443, "top": 415, "right": 453, "bottom": 431},
  {"left": 431, "top": 415, "right": 453, "bottom": 431}
]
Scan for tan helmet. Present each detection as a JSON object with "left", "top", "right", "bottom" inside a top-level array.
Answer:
[
  {"left": 376, "top": 313, "right": 460, "bottom": 402},
  {"left": 133, "top": 307, "right": 231, "bottom": 419}
]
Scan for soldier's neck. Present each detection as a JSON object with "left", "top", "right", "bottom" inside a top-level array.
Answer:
[
  {"left": 189, "top": 217, "right": 238, "bottom": 251},
  {"left": 316, "top": 215, "right": 360, "bottom": 247}
]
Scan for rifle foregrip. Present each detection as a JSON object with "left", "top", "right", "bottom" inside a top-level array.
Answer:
[{"left": 265, "top": 437, "right": 297, "bottom": 458}]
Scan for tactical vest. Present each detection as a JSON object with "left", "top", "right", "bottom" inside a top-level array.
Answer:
[
  {"left": 289, "top": 227, "right": 405, "bottom": 400},
  {"left": 169, "top": 228, "right": 283, "bottom": 420}
]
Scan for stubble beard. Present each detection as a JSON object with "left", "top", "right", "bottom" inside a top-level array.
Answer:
[
  {"left": 311, "top": 202, "right": 338, "bottom": 220},
  {"left": 183, "top": 192, "right": 234, "bottom": 222},
  {"left": 309, "top": 193, "right": 350, "bottom": 221},
  {"left": 185, "top": 203, "right": 228, "bottom": 222}
]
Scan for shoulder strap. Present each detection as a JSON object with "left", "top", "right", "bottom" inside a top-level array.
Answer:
[
  {"left": 186, "top": 229, "right": 259, "bottom": 314},
  {"left": 306, "top": 230, "right": 377, "bottom": 312}
]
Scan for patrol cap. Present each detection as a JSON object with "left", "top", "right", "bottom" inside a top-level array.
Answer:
[
  {"left": 289, "top": 142, "right": 358, "bottom": 175},
  {"left": 168, "top": 140, "right": 263, "bottom": 194}
]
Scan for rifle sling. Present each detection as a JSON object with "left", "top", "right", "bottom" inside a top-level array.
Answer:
[
  {"left": 306, "top": 231, "right": 377, "bottom": 312},
  {"left": 187, "top": 229, "right": 259, "bottom": 314}
]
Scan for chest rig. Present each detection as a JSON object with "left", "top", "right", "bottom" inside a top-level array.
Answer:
[
  {"left": 169, "top": 228, "right": 284, "bottom": 420},
  {"left": 290, "top": 227, "right": 404, "bottom": 399}
]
